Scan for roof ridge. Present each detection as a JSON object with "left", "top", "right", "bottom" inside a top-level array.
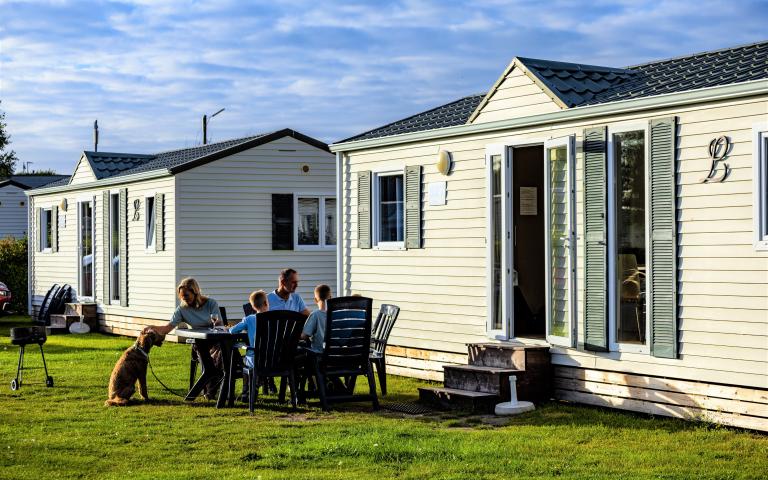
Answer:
[
  {"left": 516, "top": 56, "right": 632, "bottom": 73},
  {"left": 84, "top": 151, "right": 154, "bottom": 157},
  {"left": 151, "top": 133, "right": 266, "bottom": 156},
  {"left": 624, "top": 39, "right": 768, "bottom": 69}
]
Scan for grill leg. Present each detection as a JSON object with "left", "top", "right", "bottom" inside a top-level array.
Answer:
[
  {"left": 18, "top": 345, "right": 26, "bottom": 386},
  {"left": 39, "top": 344, "right": 50, "bottom": 379}
]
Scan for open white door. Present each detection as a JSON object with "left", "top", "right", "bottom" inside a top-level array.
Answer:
[
  {"left": 486, "top": 144, "right": 512, "bottom": 340},
  {"left": 544, "top": 136, "right": 577, "bottom": 347}
]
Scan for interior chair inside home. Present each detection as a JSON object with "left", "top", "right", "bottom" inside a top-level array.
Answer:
[{"left": 619, "top": 254, "right": 646, "bottom": 343}]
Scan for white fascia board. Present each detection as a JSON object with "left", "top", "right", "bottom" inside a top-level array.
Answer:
[
  {"left": 24, "top": 169, "right": 172, "bottom": 197},
  {"left": 331, "top": 79, "right": 768, "bottom": 153}
]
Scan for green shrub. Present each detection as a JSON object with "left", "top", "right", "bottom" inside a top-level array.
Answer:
[{"left": 0, "top": 236, "right": 27, "bottom": 312}]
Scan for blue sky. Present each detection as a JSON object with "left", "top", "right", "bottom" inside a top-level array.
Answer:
[{"left": 0, "top": 0, "right": 766, "bottom": 173}]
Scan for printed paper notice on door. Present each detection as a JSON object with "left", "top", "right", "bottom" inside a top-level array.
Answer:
[{"left": 520, "top": 187, "right": 537, "bottom": 216}]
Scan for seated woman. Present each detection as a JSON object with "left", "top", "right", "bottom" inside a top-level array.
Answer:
[{"left": 143, "top": 277, "right": 224, "bottom": 399}]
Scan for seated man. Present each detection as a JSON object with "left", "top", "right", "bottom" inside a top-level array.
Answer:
[
  {"left": 229, "top": 290, "right": 269, "bottom": 368},
  {"left": 301, "top": 284, "right": 331, "bottom": 353}
]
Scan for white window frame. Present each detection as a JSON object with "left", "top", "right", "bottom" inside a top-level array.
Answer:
[
  {"left": 145, "top": 193, "right": 156, "bottom": 253},
  {"left": 753, "top": 123, "right": 768, "bottom": 251},
  {"left": 544, "top": 135, "right": 577, "bottom": 348},
  {"left": 39, "top": 207, "right": 53, "bottom": 253},
  {"left": 607, "top": 122, "right": 650, "bottom": 354},
  {"left": 372, "top": 169, "right": 406, "bottom": 250},
  {"left": 293, "top": 193, "right": 337, "bottom": 251},
  {"left": 108, "top": 190, "right": 121, "bottom": 304},
  {"left": 76, "top": 195, "right": 96, "bottom": 302}
]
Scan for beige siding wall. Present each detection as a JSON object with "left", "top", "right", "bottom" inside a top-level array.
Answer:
[
  {"left": 29, "top": 177, "right": 177, "bottom": 329},
  {"left": 342, "top": 94, "right": 768, "bottom": 389},
  {"left": 176, "top": 136, "right": 337, "bottom": 320},
  {"left": 471, "top": 67, "right": 562, "bottom": 124},
  {"left": 0, "top": 185, "right": 29, "bottom": 238},
  {"left": 69, "top": 157, "right": 96, "bottom": 185}
]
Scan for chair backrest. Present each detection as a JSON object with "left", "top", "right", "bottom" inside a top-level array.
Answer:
[
  {"left": 371, "top": 304, "right": 400, "bottom": 356},
  {"left": 322, "top": 296, "right": 373, "bottom": 369},
  {"left": 243, "top": 303, "right": 255, "bottom": 317},
  {"left": 251, "top": 310, "right": 307, "bottom": 375},
  {"left": 219, "top": 306, "right": 228, "bottom": 324}
]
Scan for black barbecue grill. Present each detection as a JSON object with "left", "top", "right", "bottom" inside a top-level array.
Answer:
[{"left": 10, "top": 326, "right": 53, "bottom": 390}]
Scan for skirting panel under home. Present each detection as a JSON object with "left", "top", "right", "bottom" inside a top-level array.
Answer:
[
  {"left": 384, "top": 345, "right": 467, "bottom": 382},
  {"left": 553, "top": 366, "right": 768, "bottom": 432}
]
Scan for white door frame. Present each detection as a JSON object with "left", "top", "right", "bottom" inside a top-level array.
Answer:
[
  {"left": 486, "top": 144, "right": 512, "bottom": 339},
  {"left": 76, "top": 195, "right": 96, "bottom": 302},
  {"left": 544, "top": 135, "right": 577, "bottom": 347}
]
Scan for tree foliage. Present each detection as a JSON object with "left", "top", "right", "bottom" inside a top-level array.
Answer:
[
  {"left": 0, "top": 236, "right": 28, "bottom": 312},
  {"left": 0, "top": 101, "right": 19, "bottom": 178}
]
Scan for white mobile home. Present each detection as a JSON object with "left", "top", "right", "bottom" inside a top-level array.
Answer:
[
  {"left": 0, "top": 175, "right": 67, "bottom": 239},
  {"left": 27, "top": 129, "right": 337, "bottom": 335},
  {"left": 331, "top": 41, "right": 768, "bottom": 430}
]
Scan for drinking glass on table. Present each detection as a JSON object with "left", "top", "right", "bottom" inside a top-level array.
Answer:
[{"left": 210, "top": 314, "right": 221, "bottom": 329}]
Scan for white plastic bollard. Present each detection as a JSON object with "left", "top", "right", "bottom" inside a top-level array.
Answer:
[{"left": 494, "top": 375, "right": 535, "bottom": 415}]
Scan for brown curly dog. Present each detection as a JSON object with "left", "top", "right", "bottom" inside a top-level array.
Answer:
[{"left": 105, "top": 330, "right": 165, "bottom": 406}]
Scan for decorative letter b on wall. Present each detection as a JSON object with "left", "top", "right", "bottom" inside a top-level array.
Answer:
[{"left": 702, "top": 136, "right": 732, "bottom": 183}]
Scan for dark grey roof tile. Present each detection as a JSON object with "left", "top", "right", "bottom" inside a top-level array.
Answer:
[{"left": 340, "top": 94, "right": 485, "bottom": 143}]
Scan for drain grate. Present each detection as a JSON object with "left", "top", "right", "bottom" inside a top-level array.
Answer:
[{"left": 381, "top": 401, "right": 436, "bottom": 415}]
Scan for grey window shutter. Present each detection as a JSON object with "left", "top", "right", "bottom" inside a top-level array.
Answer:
[
  {"left": 51, "top": 206, "right": 58, "bottom": 253},
  {"left": 102, "top": 191, "right": 110, "bottom": 302},
  {"left": 649, "top": 117, "right": 678, "bottom": 359},
  {"left": 405, "top": 165, "right": 422, "bottom": 249},
  {"left": 119, "top": 189, "right": 128, "bottom": 307},
  {"left": 583, "top": 126, "right": 608, "bottom": 352},
  {"left": 36, "top": 208, "right": 42, "bottom": 252},
  {"left": 271, "top": 194, "right": 294, "bottom": 250},
  {"left": 357, "top": 171, "right": 371, "bottom": 249},
  {"left": 155, "top": 193, "right": 165, "bottom": 252}
]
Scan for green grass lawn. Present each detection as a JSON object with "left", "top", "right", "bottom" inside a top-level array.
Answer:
[{"left": 0, "top": 314, "right": 766, "bottom": 480}]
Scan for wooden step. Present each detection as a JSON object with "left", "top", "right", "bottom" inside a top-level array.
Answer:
[
  {"left": 443, "top": 365, "right": 523, "bottom": 398},
  {"left": 49, "top": 314, "right": 83, "bottom": 329},
  {"left": 467, "top": 343, "right": 550, "bottom": 369},
  {"left": 418, "top": 387, "right": 499, "bottom": 413},
  {"left": 45, "top": 326, "right": 69, "bottom": 336}
]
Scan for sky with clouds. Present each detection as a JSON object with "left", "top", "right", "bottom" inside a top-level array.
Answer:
[{"left": 0, "top": 0, "right": 766, "bottom": 173}]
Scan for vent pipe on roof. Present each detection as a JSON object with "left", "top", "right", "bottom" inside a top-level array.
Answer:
[{"left": 93, "top": 120, "right": 99, "bottom": 152}]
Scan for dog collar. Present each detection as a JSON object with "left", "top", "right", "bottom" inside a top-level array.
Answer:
[{"left": 133, "top": 342, "right": 149, "bottom": 359}]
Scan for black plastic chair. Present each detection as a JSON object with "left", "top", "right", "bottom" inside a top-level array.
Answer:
[
  {"left": 369, "top": 304, "right": 400, "bottom": 396},
  {"left": 301, "top": 296, "right": 378, "bottom": 411},
  {"left": 188, "top": 305, "right": 229, "bottom": 390},
  {"left": 239, "top": 310, "right": 307, "bottom": 411},
  {"left": 243, "top": 303, "right": 255, "bottom": 316}
]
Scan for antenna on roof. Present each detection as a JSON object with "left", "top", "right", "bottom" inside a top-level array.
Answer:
[
  {"left": 93, "top": 120, "right": 99, "bottom": 152},
  {"left": 202, "top": 108, "right": 225, "bottom": 145}
]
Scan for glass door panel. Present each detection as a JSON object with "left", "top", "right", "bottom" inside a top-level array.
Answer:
[
  {"left": 79, "top": 200, "right": 94, "bottom": 299},
  {"left": 545, "top": 137, "right": 575, "bottom": 346}
]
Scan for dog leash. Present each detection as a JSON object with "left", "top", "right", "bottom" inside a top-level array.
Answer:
[
  {"left": 136, "top": 343, "right": 222, "bottom": 399},
  {"left": 147, "top": 358, "right": 189, "bottom": 398}
]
